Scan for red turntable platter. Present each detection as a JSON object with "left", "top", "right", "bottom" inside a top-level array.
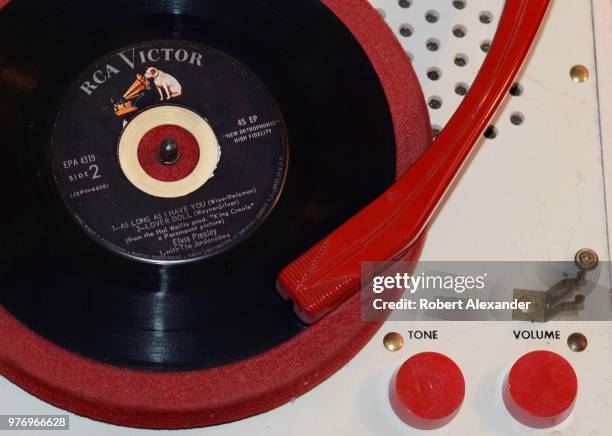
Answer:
[{"left": 0, "top": 0, "right": 431, "bottom": 428}]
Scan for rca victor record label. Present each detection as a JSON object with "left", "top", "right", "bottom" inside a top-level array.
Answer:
[{"left": 51, "top": 40, "right": 288, "bottom": 262}]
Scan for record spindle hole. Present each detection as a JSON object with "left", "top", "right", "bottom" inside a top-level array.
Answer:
[
  {"left": 118, "top": 105, "right": 220, "bottom": 198},
  {"left": 158, "top": 138, "right": 180, "bottom": 165}
]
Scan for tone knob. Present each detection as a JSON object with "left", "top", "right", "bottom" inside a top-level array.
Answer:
[
  {"left": 389, "top": 352, "right": 465, "bottom": 430},
  {"left": 503, "top": 350, "right": 578, "bottom": 428}
]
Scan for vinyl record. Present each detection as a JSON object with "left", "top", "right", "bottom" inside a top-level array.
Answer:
[{"left": 0, "top": 0, "right": 398, "bottom": 370}]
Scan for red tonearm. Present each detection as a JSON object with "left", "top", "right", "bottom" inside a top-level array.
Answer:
[{"left": 278, "top": 0, "right": 551, "bottom": 323}]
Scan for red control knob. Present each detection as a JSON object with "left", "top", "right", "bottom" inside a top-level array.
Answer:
[
  {"left": 389, "top": 352, "right": 465, "bottom": 430},
  {"left": 503, "top": 350, "right": 578, "bottom": 428}
]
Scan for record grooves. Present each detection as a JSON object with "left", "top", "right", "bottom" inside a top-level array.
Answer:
[{"left": 0, "top": 0, "right": 398, "bottom": 370}]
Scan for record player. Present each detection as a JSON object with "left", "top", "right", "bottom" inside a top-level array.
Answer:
[{"left": 0, "top": 0, "right": 610, "bottom": 434}]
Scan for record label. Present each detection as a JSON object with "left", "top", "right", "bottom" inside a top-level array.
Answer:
[{"left": 51, "top": 40, "right": 288, "bottom": 262}]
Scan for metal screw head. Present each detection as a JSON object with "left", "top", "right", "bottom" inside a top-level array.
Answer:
[
  {"left": 570, "top": 65, "right": 589, "bottom": 83},
  {"left": 383, "top": 332, "right": 404, "bottom": 352},
  {"left": 567, "top": 332, "right": 588, "bottom": 352},
  {"left": 574, "top": 248, "right": 599, "bottom": 271},
  {"left": 432, "top": 125, "right": 441, "bottom": 139}
]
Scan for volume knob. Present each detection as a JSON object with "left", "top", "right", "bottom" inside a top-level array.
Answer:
[{"left": 503, "top": 350, "right": 578, "bottom": 428}]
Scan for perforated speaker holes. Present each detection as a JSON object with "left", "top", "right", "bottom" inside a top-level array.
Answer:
[{"left": 374, "top": 0, "right": 526, "bottom": 140}]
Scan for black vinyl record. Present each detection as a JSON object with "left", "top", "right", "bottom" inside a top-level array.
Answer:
[{"left": 0, "top": 0, "right": 397, "bottom": 370}]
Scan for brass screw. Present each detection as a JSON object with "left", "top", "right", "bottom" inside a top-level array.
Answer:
[
  {"left": 574, "top": 248, "right": 599, "bottom": 271},
  {"left": 567, "top": 332, "right": 588, "bottom": 352},
  {"left": 570, "top": 65, "right": 589, "bottom": 83},
  {"left": 383, "top": 332, "right": 404, "bottom": 352}
]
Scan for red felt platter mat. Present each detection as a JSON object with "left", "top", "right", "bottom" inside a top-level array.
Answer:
[{"left": 0, "top": 0, "right": 431, "bottom": 428}]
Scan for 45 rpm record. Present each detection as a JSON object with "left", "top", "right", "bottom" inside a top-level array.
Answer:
[{"left": 0, "top": 0, "right": 397, "bottom": 370}]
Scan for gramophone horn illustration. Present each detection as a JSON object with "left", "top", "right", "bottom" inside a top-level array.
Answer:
[{"left": 113, "top": 73, "right": 151, "bottom": 116}]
